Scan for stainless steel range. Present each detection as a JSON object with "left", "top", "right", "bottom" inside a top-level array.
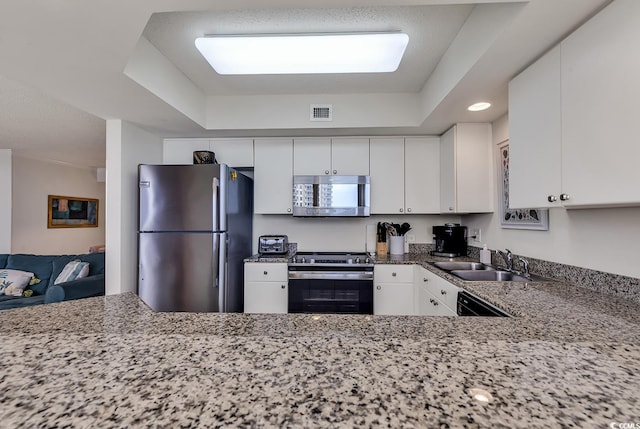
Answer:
[{"left": 288, "top": 252, "right": 374, "bottom": 314}]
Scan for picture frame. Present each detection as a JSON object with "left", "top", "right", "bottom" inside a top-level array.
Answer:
[
  {"left": 497, "top": 140, "right": 549, "bottom": 230},
  {"left": 47, "top": 195, "right": 99, "bottom": 228}
]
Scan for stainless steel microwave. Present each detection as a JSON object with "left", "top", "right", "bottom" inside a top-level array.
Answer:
[{"left": 292, "top": 175, "right": 370, "bottom": 217}]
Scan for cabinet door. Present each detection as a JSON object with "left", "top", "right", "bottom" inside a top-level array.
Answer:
[
  {"left": 561, "top": 0, "right": 640, "bottom": 207},
  {"left": 508, "top": 45, "right": 562, "bottom": 208},
  {"left": 163, "top": 139, "right": 210, "bottom": 164},
  {"left": 370, "top": 138, "right": 405, "bottom": 214},
  {"left": 439, "top": 128, "right": 456, "bottom": 213},
  {"left": 405, "top": 137, "right": 440, "bottom": 214},
  {"left": 373, "top": 282, "right": 414, "bottom": 316},
  {"left": 244, "top": 282, "right": 288, "bottom": 314},
  {"left": 245, "top": 263, "right": 288, "bottom": 282},
  {"left": 331, "top": 138, "right": 370, "bottom": 175},
  {"left": 456, "top": 123, "right": 493, "bottom": 213},
  {"left": 209, "top": 139, "right": 254, "bottom": 168},
  {"left": 293, "top": 138, "right": 331, "bottom": 175},
  {"left": 254, "top": 139, "right": 293, "bottom": 214}
]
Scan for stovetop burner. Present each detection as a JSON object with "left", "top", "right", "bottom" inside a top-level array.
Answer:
[{"left": 289, "top": 252, "right": 372, "bottom": 266}]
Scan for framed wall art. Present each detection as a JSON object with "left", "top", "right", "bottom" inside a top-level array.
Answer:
[
  {"left": 47, "top": 195, "right": 99, "bottom": 228},
  {"left": 497, "top": 140, "right": 549, "bottom": 230}
]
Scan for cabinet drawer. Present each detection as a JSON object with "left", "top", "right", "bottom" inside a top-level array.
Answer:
[
  {"left": 244, "top": 263, "right": 288, "bottom": 282},
  {"left": 374, "top": 264, "right": 414, "bottom": 283}
]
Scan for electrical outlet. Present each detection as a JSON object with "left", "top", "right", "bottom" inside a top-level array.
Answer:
[
  {"left": 406, "top": 234, "right": 415, "bottom": 243},
  {"left": 471, "top": 228, "right": 481, "bottom": 243}
]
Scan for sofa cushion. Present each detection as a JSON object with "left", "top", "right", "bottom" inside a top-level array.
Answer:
[
  {"left": 6, "top": 254, "right": 67, "bottom": 295},
  {"left": 0, "top": 254, "right": 8, "bottom": 269},
  {"left": 54, "top": 260, "right": 90, "bottom": 284},
  {"left": 0, "top": 269, "right": 35, "bottom": 296},
  {"left": 73, "top": 253, "right": 105, "bottom": 275}
]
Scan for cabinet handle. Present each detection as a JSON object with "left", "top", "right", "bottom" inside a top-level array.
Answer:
[
  {"left": 560, "top": 193, "right": 570, "bottom": 201},
  {"left": 399, "top": 208, "right": 403, "bottom": 213},
  {"left": 449, "top": 207, "right": 454, "bottom": 211},
  {"left": 325, "top": 170, "right": 330, "bottom": 175},
  {"left": 376, "top": 285, "right": 381, "bottom": 290},
  {"left": 429, "top": 298, "right": 439, "bottom": 306},
  {"left": 287, "top": 208, "right": 292, "bottom": 213},
  {"left": 281, "top": 285, "right": 286, "bottom": 289},
  {"left": 407, "top": 208, "right": 412, "bottom": 213},
  {"left": 423, "top": 278, "right": 428, "bottom": 282},
  {"left": 440, "top": 290, "right": 447, "bottom": 295},
  {"left": 263, "top": 271, "right": 268, "bottom": 275},
  {"left": 392, "top": 272, "right": 397, "bottom": 277},
  {"left": 547, "top": 195, "right": 558, "bottom": 203},
  {"left": 333, "top": 170, "right": 337, "bottom": 174}
]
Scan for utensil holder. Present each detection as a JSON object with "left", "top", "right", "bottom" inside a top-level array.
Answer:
[
  {"left": 389, "top": 236, "right": 405, "bottom": 255},
  {"left": 376, "top": 242, "right": 387, "bottom": 256}
]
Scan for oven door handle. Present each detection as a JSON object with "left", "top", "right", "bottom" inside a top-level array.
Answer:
[{"left": 288, "top": 271, "right": 373, "bottom": 281}]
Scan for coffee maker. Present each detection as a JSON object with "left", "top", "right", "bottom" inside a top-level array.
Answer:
[{"left": 431, "top": 223, "right": 468, "bottom": 257}]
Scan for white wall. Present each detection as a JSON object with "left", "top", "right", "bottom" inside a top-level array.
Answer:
[
  {"left": 0, "top": 149, "right": 11, "bottom": 253},
  {"left": 106, "top": 120, "right": 162, "bottom": 295},
  {"left": 254, "top": 214, "right": 460, "bottom": 254},
  {"left": 10, "top": 156, "right": 105, "bottom": 254},
  {"left": 462, "top": 114, "right": 640, "bottom": 279}
]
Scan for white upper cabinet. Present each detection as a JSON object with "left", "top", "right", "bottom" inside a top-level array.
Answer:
[
  {"left": 254, "top": 138, "right": 293, "bottom": 214},
  {"left": 293, "top": 138, "right": 332, "bottom": 175},
  {"left": 330, "top": 138, "right": 370, "bottom": 175},
  {"left": 508, "top": 45, "right": 562, "bottom": 209},
  {"left": 405, "top": 137, "right": 440, "bottom": 214},
  {"left": 163, "top": 139, "right": 210, "bottom": 164},
  {"left": 508, "top": 0, "right": 640, "bottom": 209},
  {"left": 164, "top": 138, "right": 254, "bottom": 167},
  {"left": 209, "top": 139, "right": 254, "bottom": 168},
  {"left": 440, "top": 124, "right": 493, "bottom": 214},
  {"left": 293, "top": 138, "right": 369, "bottom": 175},
  {"left": 560, "top": 0, "right": 640, "bottom": 208},
  {"left": 369, "top": 137, "right": 405, "bottom": 214}
]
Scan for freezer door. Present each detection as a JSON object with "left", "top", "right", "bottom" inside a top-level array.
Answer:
[
  {"left": 139, "top": 164, "right": 223, "bottom": 232},
  {"left": 138, "top": 232, "right": 222, "bottom": 312}
]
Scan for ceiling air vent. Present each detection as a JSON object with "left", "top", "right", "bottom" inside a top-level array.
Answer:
[{"left": 310, "top": 104, "right": 332, "bottom": 122}]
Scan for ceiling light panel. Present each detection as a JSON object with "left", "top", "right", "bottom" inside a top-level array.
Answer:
[{"left": 195, "top": 33, "right": 409, "bottom": 75}]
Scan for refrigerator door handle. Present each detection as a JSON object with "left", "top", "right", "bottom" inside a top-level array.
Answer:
[
  {"left": 212, "top": 177, "right": 220, "bottom": 231},
  {"left": 215, "top": 233, "right": 228, "bottom": 312}
]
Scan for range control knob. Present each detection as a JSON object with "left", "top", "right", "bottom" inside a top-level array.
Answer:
[
  {"left": 355, "top": 257, "right": 361, "bottom": 264},
  {"left": 301, "top": 257, "right": 306, "bottom": 264},
  {"left": 365, "top": 257, "right": 371, "bottom": 264}
]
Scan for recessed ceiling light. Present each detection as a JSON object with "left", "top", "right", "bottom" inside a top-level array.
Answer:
[
  {"left": 195, "top": 32, "right": 409, "bottom": 75},
  {"left": 467, "top": 102, "right": 491, "bottom": 112}
]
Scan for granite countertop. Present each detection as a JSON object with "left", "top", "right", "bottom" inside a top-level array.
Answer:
[{"left": 1, "top": 254, "right": 639, "bottom": 427}]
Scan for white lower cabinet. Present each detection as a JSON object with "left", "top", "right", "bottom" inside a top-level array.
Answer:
[
  {"left": 374, "top": 264, "right": 460, "bottom": 316},
  {"left": 244, "top": 263, "right": 288, "bottom": 314},
  {"left": 415, "top": 267, "right": 459, "bottom": 316},
  {"left": 373, "top": 265, "right": 415, "bottom": 315}
]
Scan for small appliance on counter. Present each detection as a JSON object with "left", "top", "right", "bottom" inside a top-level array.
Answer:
[
  {"left": 258, "top": 235, "right": 289, "bottom": 256},
  {"left": 431, "top": 223, "right": 468, "bottom": 257}
]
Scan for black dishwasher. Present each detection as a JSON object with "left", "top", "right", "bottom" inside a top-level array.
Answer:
[{"left": 457, "top": 291, "right": 511, "bottom": 317}]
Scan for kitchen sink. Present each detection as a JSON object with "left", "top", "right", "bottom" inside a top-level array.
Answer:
[
  {"left": 432, "top": 261, "right": 495, "bottom": 271},
  {"left": 450, "top": 270, "right": 530, "bottom": 282}
]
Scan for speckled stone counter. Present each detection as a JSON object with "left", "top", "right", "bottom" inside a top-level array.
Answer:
[{"left": 1, "top": 256, "right": 640, "bottom": 427}]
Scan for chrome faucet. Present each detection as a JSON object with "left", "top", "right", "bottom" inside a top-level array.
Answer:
[
  {"left": 496, "top": 249, "right": 513, "bottom": 270},
  {"left": 517, "top": 257, "right": 530, "bottom": 278}
]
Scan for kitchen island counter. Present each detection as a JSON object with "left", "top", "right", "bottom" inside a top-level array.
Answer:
[{"left": 1, "top": 278, "right": 639, "bottom": 427}]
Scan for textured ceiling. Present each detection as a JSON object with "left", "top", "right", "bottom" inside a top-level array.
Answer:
[
  {"left": 142, "top": 5, "right": 474, "bottom": 95},
  {"left": 0, "top": 76, "right": 105, "bottom": 168}
]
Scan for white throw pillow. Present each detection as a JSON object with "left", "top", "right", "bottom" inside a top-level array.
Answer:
[
  {"left": 54, "top": 260, "right": 90, "bottom": 285},
  {"left": 0, "top": 269, "right": 35, "bottom": 296}
]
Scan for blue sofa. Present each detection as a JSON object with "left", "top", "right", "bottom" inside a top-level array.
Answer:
[{"left": 0, "top": 253, "right": 105, "bottom": 310}]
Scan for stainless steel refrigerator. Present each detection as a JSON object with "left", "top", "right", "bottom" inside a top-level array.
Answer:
[{"left": 138, "top": 164, "right": 253, "bottom": 312}]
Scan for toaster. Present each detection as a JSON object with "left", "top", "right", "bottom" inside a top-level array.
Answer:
[{"left": 258, "top": 235, "right": 289, "bottom": 255}]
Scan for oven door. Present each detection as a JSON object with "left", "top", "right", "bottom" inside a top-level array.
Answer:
[{"left": 288, "top": 269, "right": 373, "bottom": 314}]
